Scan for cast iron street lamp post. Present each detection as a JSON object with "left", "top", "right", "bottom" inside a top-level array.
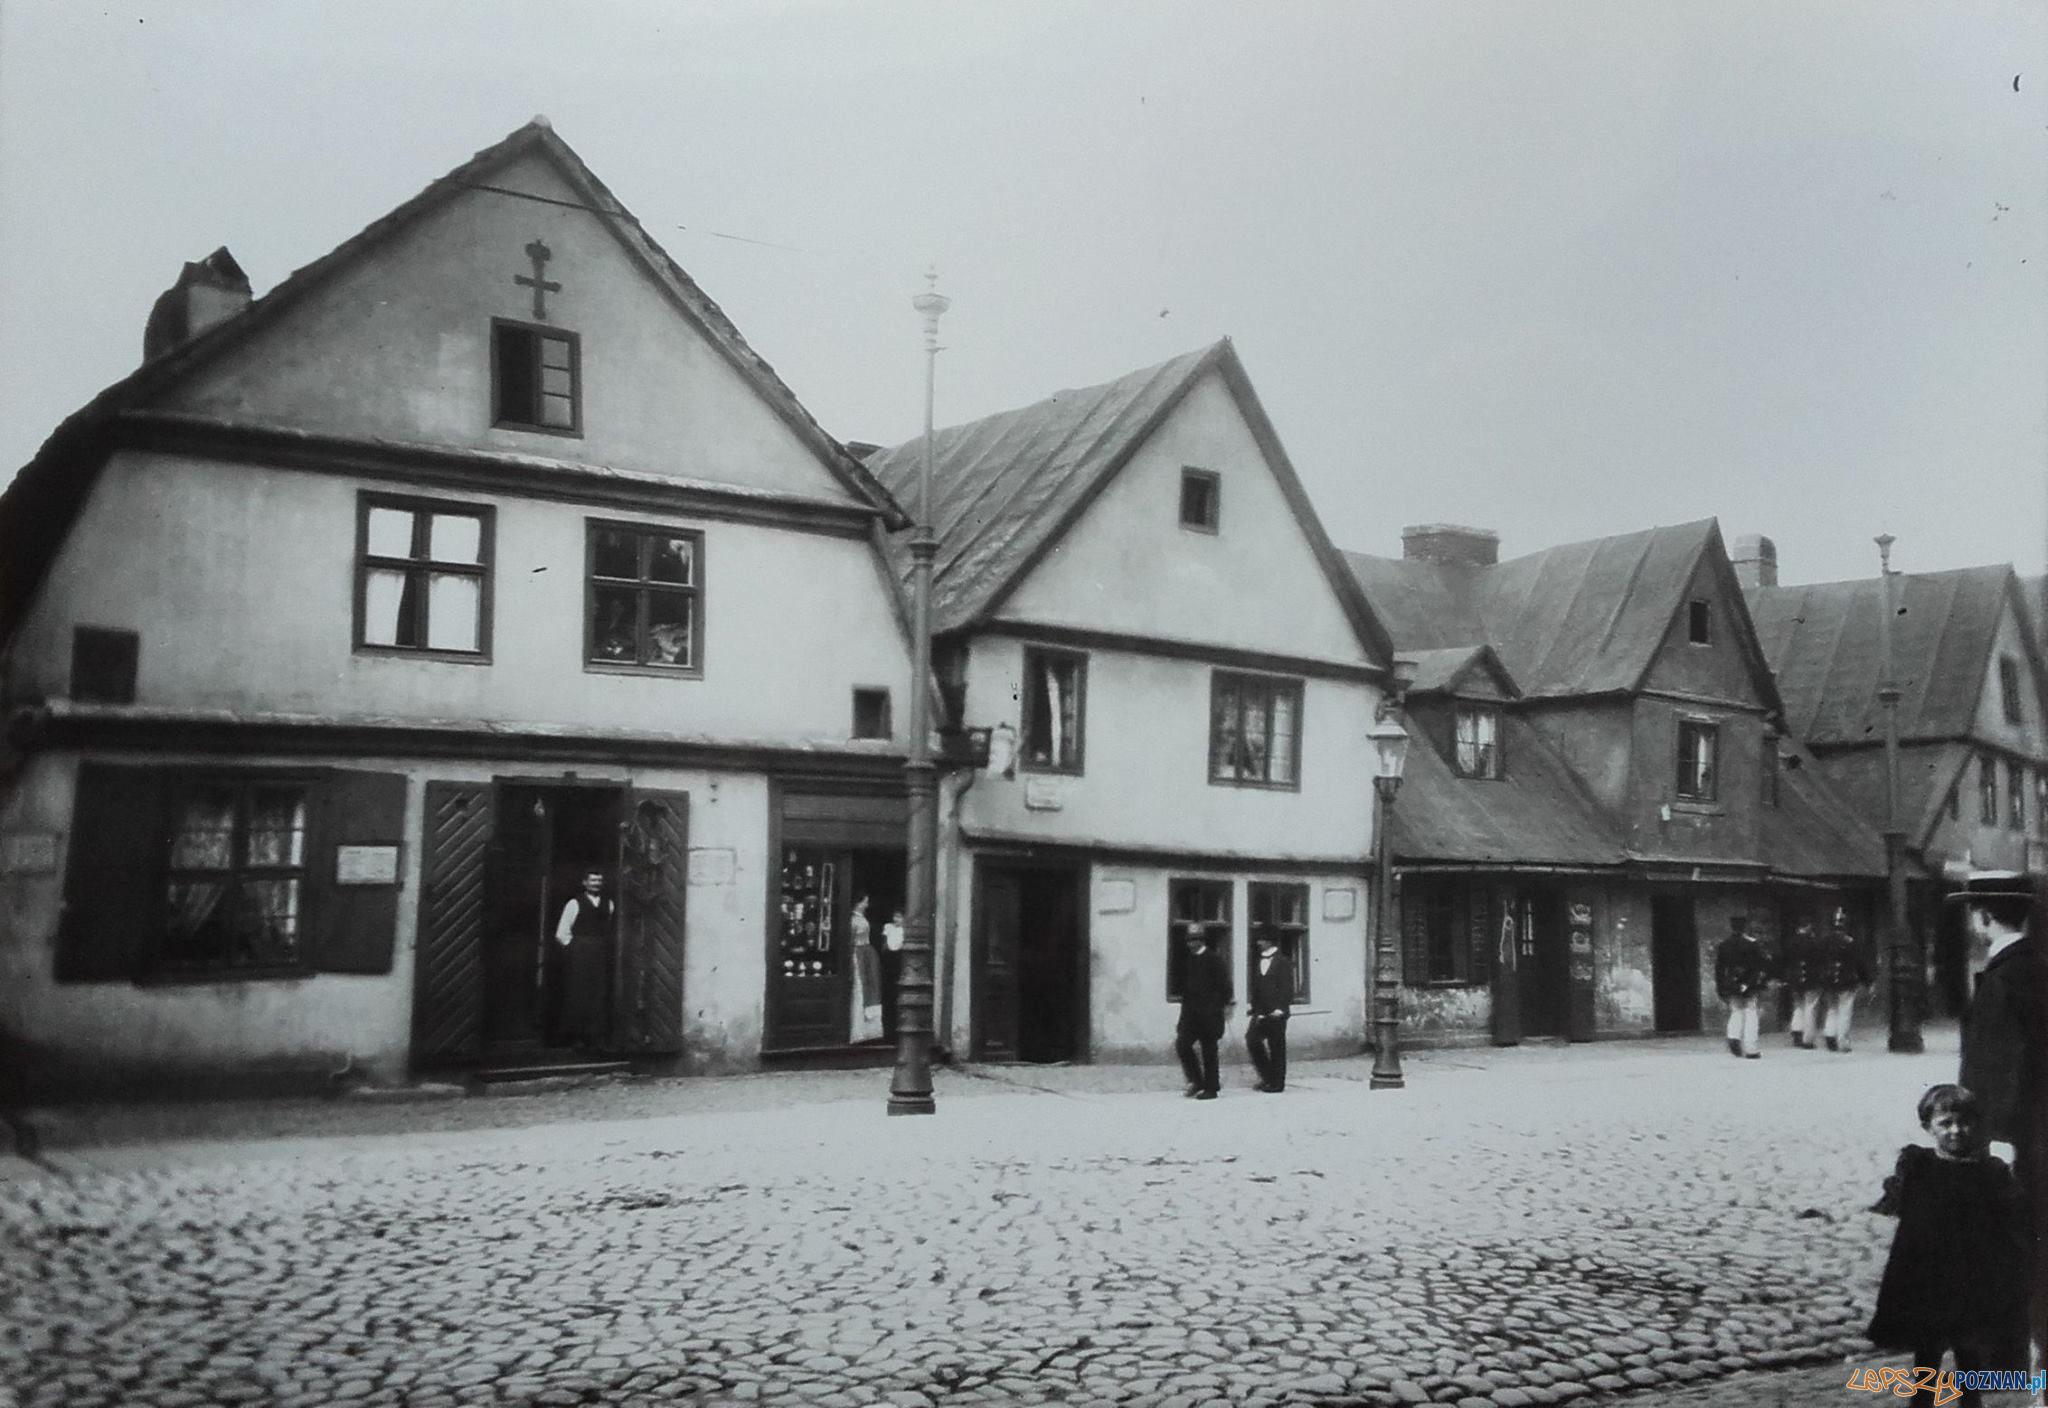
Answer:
[
  {"left": 1875, "top": 534, "right": 1923, "bottom": 1054},
  {"left": 1367, "top": 661, "right": 1416, "bottom": 1089},
  {"left": 890, "top": 269, "right": 949, "bottom": 1116}
]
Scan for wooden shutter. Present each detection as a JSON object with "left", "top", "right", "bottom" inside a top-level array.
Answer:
[
  {"left": 55, "top": 763, "right": 164, "bottom": 982},
  {"left": 310, "top": 770, "right": 408, "bottom": 974},
  {"left": 977, "top": 867, "right": 1021, "bottom": 1061},
  {"left": 614, "top": 789, "right": 689, "bottom": 1056},
  {"left": 411, "top": 781, "right": 492, "bottom": 1065},
  {"left": 1400, "top": 878, "right": 1429, "bottom": 986}
]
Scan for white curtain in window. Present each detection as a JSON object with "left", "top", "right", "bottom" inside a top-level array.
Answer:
[
  {"left": 428, "top": 513, "right": 481, "bottom": 565},
  {"left": 426, "top": 573, "right": 481, "bottom": 652},
  {"left": 1268, "top": 692, "right": 1295, "bottom": 783},
  {"left": 363, "top": 569, "right": 407, "bottom": 645},
  {"left": 1043, "top": 659, "right": 1067, "bottom": 765}
]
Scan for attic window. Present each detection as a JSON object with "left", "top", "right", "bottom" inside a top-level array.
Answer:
[
  {"left": 1687, "top": 599, "right": 1712, "bottom": 645},
  {"left": 493, "top": 319, "right": 580, "bottom": 434},
  {"left": 852, "top": 688, "right": 893, "bottom": 740},
  {"left": 1453, "top": 707, "right": 1501, "bottom": 779},
  {"left": 1999, "top": 655, "right": 2023, "bottom": 725},
  {"left": 1180, "top": 468, "right": 1220, "bottom": 533}
]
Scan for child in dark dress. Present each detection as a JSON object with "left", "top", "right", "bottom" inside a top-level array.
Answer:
[{"left": 1866, "top": 1084, "right": 2028, "bottom": 1406}]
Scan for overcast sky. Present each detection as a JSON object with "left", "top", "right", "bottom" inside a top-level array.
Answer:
[{"left": 1, "top": 1, "right": 2042, "bottom": 584}]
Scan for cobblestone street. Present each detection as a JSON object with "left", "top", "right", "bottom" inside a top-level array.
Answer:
[{"left": 3, "top": 1030, "right": 2033, "bottom": 1408}]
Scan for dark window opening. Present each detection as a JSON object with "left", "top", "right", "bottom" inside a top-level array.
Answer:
[
  {"left": 493, "top": 320, "right": 580, "bottom": 433},
  {"left": 1180, "top": 468, "right": 1220, "bottom": 532},
  {"left": 586, "top": 523, "right": 704, "bottom": 673},
  {"left": 1248, "top": 882, "right": 1311, "bottom": 1004},
  {"left": 1999, "top": 655, "right": 2024, "bottom": 725},
  {"left": 1980, "top": 754, "right": 2000, "bottom": 826},
  {"left": 1166, "top": 878, "right": 1232, "bottom": 1001},
  {"left": 852, "top": 688, "right": 893, "bottom": 740},
  {"left": 1021, "top": 647, "right": 1086, "bottom": 772},
  {"left": 71, "top": 626, "right": 140, "bottom": 704},
  {"left": 2008, "top": 759, "right": 2026, "bottom": 833},
  {"left": 1677, "top": 720, "right": 1718, "bottom": 801},
  {"left": 1687, "top": 598, "right": 1712, "bottom": 645}
]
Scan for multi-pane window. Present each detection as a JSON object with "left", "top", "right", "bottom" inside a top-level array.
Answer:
[
  {"left": 2008, "top": 759, "right": 2026, "bottom": 833},
  {"left": 1454, "top": 707, "right": 1501, "bottom": 779},
  {"left": 1248, "top": 882, "right": 1311, "bottom": 1004},
  {"left": 161, "top": 779, "right": 308, "bottom": 974},
  {"left": 1180, "top": 468, "right": 1220, "bottom": 532},
  {"left": 1999, "top": 656, "right": 2024, "bottom": 725},
  {"left": 1980, "top": 754, "right": 2000, "bottom": 825},
  {"left": 357, "top": 497, "right": 490, "bottom": 655},
  {"left": 1021, "top": 648, "right": 1086, "bottom": 773},
  {"left": 492, "top": 320, "right": 579, "bottom": 433},
  {"left": 587, "top": 523, "right": 704, "bottom": 672},
  {"left": 1209, "top": 672, "right": 1304, "bottom": 788},
  {"left": 1687, "top": 599, "right": 1712, "bottom": 645},
  {"left": 1166, "top": 878, "right": 1232, "bottom": 1001},
  {"left": 1424, "top": 883, "right": 1464, "bottom": 984},
  {"left": 1676, "top": 720, "right": 1718, "bottom": 801}
]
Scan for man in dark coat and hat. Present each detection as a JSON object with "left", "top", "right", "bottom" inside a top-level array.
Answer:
[{"left": 1175, "top": 924, "right": 1232, "bottom": 1100}]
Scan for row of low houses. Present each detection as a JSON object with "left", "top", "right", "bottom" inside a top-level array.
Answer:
[{"left": 1, "top": 121, "right": 2042, "bottom": 1099}]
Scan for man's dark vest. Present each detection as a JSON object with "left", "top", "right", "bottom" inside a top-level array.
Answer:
[{"left": 569, "top": 893, "right": 612, "bottom": 941}]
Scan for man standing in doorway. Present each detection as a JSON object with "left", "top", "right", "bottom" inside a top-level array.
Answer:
[
  {"left": 1715, "top": 914, "right": 1774, "bottom": 1060},
  {"left": 1176, "top": 924, "right": 1231, "bottom": 1100},
  {"left": 553, "top": 868, "right": 614, "bottom": 1047},
  {"left": 1246, "top": 928, "right": 1294, "bottom": 1093}
]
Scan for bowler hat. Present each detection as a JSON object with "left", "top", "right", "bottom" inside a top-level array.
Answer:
[{"left": 1944, "top": 869, "right": 2033, "bottom": 905}]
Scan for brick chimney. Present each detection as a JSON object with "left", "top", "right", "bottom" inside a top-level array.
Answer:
[
  {"left": 1731, "top": 533, "right": 1778, "bottom": 588},
  {"left": 143, "top": 248, "right": 252, "bottom": 362},
  {"left": 1401, "top": 523, "right": 1499, "bottom": 567}
]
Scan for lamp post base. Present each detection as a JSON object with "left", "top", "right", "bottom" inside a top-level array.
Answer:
[
  {"left": 886, "top": 1095, "right": 936, "bottom": 1116},
  {"left": 1369, "top": 1071, "right": 1406, "bottom": 1091},
  {"left": 1886, "top": 1030, "right": 1925, "bottom": 1055}
]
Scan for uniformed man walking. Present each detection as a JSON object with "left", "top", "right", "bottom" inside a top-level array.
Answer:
[{"left": 1714, "top": 914, "right": 1774, "bottom": 1060}]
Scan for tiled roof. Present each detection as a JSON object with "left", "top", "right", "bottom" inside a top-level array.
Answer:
[
  {"left": 864, "top": 340, "right": 1394, "bottom": 662},
  {"left": 0, "top": 118, "right": 906, "bottom": 647},
  {"left": 1806, "top": 742, "right": 1971, "bottom": 857},
  {"left": 1764, "top": 740, "right": 1889, "bottom": 879},
  {"left": 1746, "top": 565, "right": 2015, "bottom": 746},
  {"left": 1389, "top": 715, "right": 1624, "bottom": 867}
]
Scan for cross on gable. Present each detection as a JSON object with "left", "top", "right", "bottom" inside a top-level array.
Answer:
[{"left": 514, "top": 239, "right": 562, "bottom": 320}]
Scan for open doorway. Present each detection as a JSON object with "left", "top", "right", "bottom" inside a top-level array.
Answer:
[
  {"left": 487, "top": 782, "right": 625, "bottom": 1053},
  {"left": 974, "top": 861, "right": 1087, "bottom": 1063},
  {"left": 1650, "top": 895, "right": 1701, "bottom": 1033}
]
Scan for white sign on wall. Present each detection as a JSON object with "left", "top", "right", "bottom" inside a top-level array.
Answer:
[
  {"left": 1022, "top": 776, "right": 1065, "bottom": 811},
  {"left": 1321, "top": 886, "right": 1358, "bottom": 922},
  {"left": 688, "top": 847, "right": 737, "bottom": 886},
  {"left": 335, "top": 845, "right": 401, "bottom": 885},
  {"left": 1096, "top": 878, "right": 1136, "bottom": 914}
]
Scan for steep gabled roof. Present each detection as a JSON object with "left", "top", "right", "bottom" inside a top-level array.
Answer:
[
  {"left": 863, "top": 340, "right": 1394, "bottom": 665},
  {"left": 1347, "top": 519, "right": 1781, "bottom": 709},
  {"left": 0, "top": 117, "right": 906, "bottom": 647},
  {"left": 1746, "top": 564, "right": 2025, "bottom": 746},
  {"left": 1389, "top": 714, "right": 1624, "bottom": 866},
  {"left": 1402, "top": 644, "right": 1520, "bottom": 699},
  {"left": 1765, "top": 740, "right": 1889, "bottom": 879}
]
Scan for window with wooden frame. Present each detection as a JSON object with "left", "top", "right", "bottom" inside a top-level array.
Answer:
[
  {"left": 586, "top": 523, "right": 704, "bottom": 674},
  {"left": 1687, "top": 598, "right": 1713, "bottom": 645},
  {"left": 1453, "top": 706, "right": 1502, "bottom": 779},
  {"left": 1401, "top": 877, "right": 1499, "bottom": 988},
  {"left": 492, "top": 319, "right": 580, "bottom": 434},
  {"left": 1165, "top": 878, "right": 1232, "bottom": 1001},
  {"left": 356, "top": 496, "right": 491, "bottom": 657},
  {"left": 159, "top": 777, "right": 310, "bottom": 975},
  {"left": 1999, "top": 655, "right": 2024, "bottom": 725},
  {"left": 1209, "top": 671, "right": 1304, "bottom": 788},
  {"left": 1020, "top": 647, "right": 1086, "bottom": 773},
  {"left": 1676, "top": 719, "right": 1718, "bottom": 801},
  {"left": 1179, "top": 468, "right": 1220, "bottom": 533},
  {"left": 1248, "top": 881, "right": 1311, "bottom": 1004},
  {"left": 2007, "top": 759, "right": 2026, "bottom": 833},
  {"left": 1980, "top": 753, "right": 2000, "bottom": 825}
]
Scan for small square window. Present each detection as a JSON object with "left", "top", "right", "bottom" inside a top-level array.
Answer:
[
  {"left": 1687, "top": 599, "right": 1712, "bottom": 645},
  {"left": 71, "top": 626, "right": 140, "bottom": 704},
  {"left": 852, "top": 688, "right": 893, "bottom": 740},
  {"left": 1179, "top": 468, "right": 1220, "bottom": 533},
  {"left": 493, "top": 320, "right": 581, "bottom": 434},
  {"left": 1677, "top": 720, "right": 1718, "bottom": 801}
]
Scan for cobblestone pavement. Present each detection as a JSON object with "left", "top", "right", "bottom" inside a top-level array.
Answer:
[{"left": 3, "top": 1029, "right": 2037, "bottom": 1408}]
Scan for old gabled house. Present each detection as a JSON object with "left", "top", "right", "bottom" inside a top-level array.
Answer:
[
  {"left": 0, "top": 119, "right": 920, "bottom": 1099},
  {"left": 1744, "top": 545, "right": 2048, "bottom": 1015},
  {"left": 861, "top": 341, "right": 1398, "bottom": 1066},
  {"left": 1346, "top": 520, "right": 1886, "bottom": 1047}
]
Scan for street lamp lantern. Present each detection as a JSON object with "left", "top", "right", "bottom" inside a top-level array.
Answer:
[
  {"left": 890, "top": 266, "right": 949, "bottom": 1116},
  {"left": 1368, "top": 660, "right": 1416, "bottom": 1090}
]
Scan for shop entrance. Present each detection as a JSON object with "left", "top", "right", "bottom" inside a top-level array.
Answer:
[
  {"left": 973, "top": 861, "right": 1088, "bottom": 1063},
  {"left": 1515, "top": 889, "right": 1569, "bottom": 1038},
  {"left": 1651, "top": 895, "right": 1702, "bottom": 1033},
  {"left": 485, "top": 782, "right": 625, "bottom": 1053}
]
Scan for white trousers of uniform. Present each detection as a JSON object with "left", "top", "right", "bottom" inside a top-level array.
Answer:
[
  {"left": 1820, "top": 990, "right": 1856, "bottom": 1049},
  {"left": 1789, "top": 989, "right": 1819, "bottom": 1041},
  {"left": 1724, "top": 995, "right": 1761, "bottom": 1055}
]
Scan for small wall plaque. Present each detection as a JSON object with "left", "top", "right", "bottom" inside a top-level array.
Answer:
[
  {"left": 1322, "top": 886, "right": 1358, "bottom": 922},
  {"left": 335, "top": 844, "right": 400, "bottom": 886},
  {"left": 688, "top": 847, "right": 736, "bottom": 886},
  {"left": 1096, "top": 877, "right": 1136, "bottom": 914},
  {"left": 0, "top": 833, "right": 58, "bottom": 876},
  {"left": 1023, "top": 776, "right": 1064, "bottom": 811}
]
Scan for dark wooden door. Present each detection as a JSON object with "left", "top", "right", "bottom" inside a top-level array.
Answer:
[
  {"left": 1651, "top": 896, "right": 1701, "bottom": 1032},
  {"left": 1488, "top": 887, "right": 1522, "bottom": 1045},
  {"left": 612, "top": 790, "right": 689, "bottom": 1056},
  {"left": 483, "top": 787, "right": 551, "bottom": 1046},
  {"left": 765, "top": 845, "right": 853, "bottom": 1049},
  {"left": 411, "top": 781, "right": 492, "bottom": 1067},
  {"left": 1016, "top": 867, "right": 1085, "bottom": 1064},
  {"left": 1517, "top": 891, "right": 1568, "bottom": 1038},
  {"left": 975, "top": 866, "right": 1023, "bottom": 1061}
]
